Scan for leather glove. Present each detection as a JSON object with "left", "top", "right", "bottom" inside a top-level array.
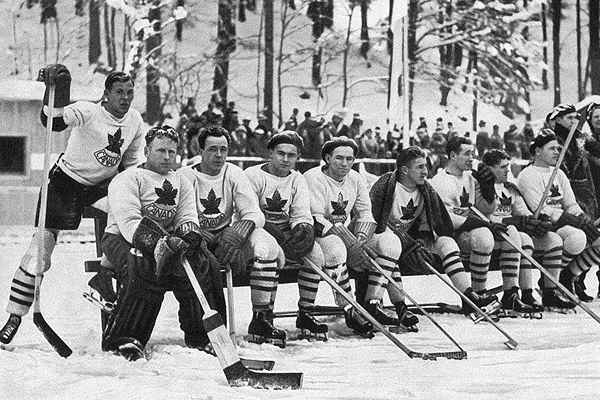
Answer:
[
  {"left": 37, "top": 64, "right": 71, "bottom": 108},
  {"left": 503, "top": 216, "right": 552, "bottom": 237},
  {"left": 215, "top": 220, "right": 255, "bottom": 273},
  {"left": 154, "top": 235, "right": 189, "bottom": 278},
  {"left": 286, "top": 223, "right": 315, "bottom": 258},
  {"left": 472, "top": 164, "right": 496, "bottom": 203},
  {"left": 403, "top": 239, "right": 434, "bottom": 270}
]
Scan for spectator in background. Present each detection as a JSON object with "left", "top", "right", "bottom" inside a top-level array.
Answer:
[
  {"left": 360, "top": 128, "right": 380, "bottom": 174},
  {"left": 298, "top": 112, "right": 326, "bottom": 159},
  {"left": 436, "top": 117, "right": 444, "bottom": 131},
  {"left": 447, "top": 122, "right": 459, "bottom": 140},
  {"left": 180, "top": 97, "right": 197, "bottom": 119},
  {"left": 229, "top": 126, "right": 247, "bottom": 156},
  {"left": 241, "top": 117, "right": 253, "bottom": 137},
  {"left": 327, "top": 110, "right": 350, "bottom": 137},
  {"left": 349, "top": 113, "right": 362, "bottom": 140},
  {"left": 418, "top": 116, "right": 428, "bottom": 130},
  {"left": 504, "top": 124, "right": 520, "bottom": 157},
  {"left": 520, "top": 122, "right": 535, "bottom": 159},
  {"left": 386, "top": 127, "right": 402, "bottom": 158},
  {"left": 431, "top": 126, "right": 447, "bottom": 150},
  {"left": 283, "top": 108, "right": 299, "bottom": 131},
  {"left": 476, "top": 120, "right": 490, "bottom": 156},
  {"left": 416, "top": 125, "right": 431, "bottom": 148},
  {"left": 223, "top": 101, "right": 236, "bottom": 131},
  {"left": 490, "top": 124, "right": 503, "bottom": 149},
  {"left": 247, "top": 127, "right": 271, "bottom": 158}
]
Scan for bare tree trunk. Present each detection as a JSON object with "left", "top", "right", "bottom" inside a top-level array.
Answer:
[
  {"left": 103, "top": 4, "right": 113, "bottom": 68},
  {"left": 213, "top": 0, "right": 236, "bottom": 103},
  {"left": 146, "top": 1, "right": 162, "bottom": 125},
  {"left": 121, "top": 16, "right": 129, "bottom": 71},
  {"left": 359, "top": 0, "right": 370, "bottom": 61},
  {"left": 590, "top": 0, "right": 600, "bottom": 94},
  {"left": 342, "top": 8, "right": 354, "bottom": 107},
  {"left": 541, "top": 2, "right": 548, "bottom": 90},
  {"left": 386, "top": 0, "right": 394, "bottom": 108},
  {"left": 438, "top": 1, "right": 453, "bottom": 106},
  {"left": 110, "top": 8, "right": 117, "bottom": 69},
  {"left": 264, "top": 0, "right": 274, "bottom": 130},
  {"left": 407, "top": 0, "right": 417, "bottom": 128},
  {"left": 277, "top": 0, "right": 290, "bottom": 126},
  {"left": 257, "top": 4, "right": 263, "bottom": 118},
  {"left": 552, "top": 0, "right": 561, "bottom": 105},
  {"left": 471, "top": 53, "right": 478, "bottom": 132},
  {"left": 577, "top": 0, "right": 583, "bottom": 99}
]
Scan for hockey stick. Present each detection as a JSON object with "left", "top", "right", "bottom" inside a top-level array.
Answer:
[
  {"left": 360, "top": 255, "right": 467, "bottom": 357},
  {"left": 303, "top": 257, "right": 466, "bottom": 360},
  {"left": 533, "top": 106, "right": 589, "bottom": 218},
  {"left": 33, "top": 80, "right": 72, "bottom": 358},
  {"left": 225, "top": 268, "right": 236, "bottom": 344},
  {"left": 470, "top": 207, "right": 600, "bottom": 326},
  {"left": 182, "top": 257, "right": 303, "bottom": 389}
]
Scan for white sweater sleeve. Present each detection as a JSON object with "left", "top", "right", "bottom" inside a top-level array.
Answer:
[
  {"left": 231, "top": 168, "right": 265, "bottom": 228},
  {"left": 121, "top": 115, "right": 145, "bottom": 169},
  {"left": 107, "top": 171, "right": 143, "bottom": 243},
  {"left": 62, "top": 101, "right": 97, "bottom": 127},
  {"left": 289, "top": 174, "right": 314, "bottom": 228},
  {"left": 173, "top": 174, "right": 200, "bottom": 230},
  {"left": 306, "top": 172, "right": 333, "bottom": 235}
]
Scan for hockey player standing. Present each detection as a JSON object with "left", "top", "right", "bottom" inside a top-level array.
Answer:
[
  {"left": 370, "top": 146, "right": 497, "bottom": 314},
  {"left": 518, "top": 132, "right": 600, "bottom": 309},
  {"left": 430, "top": 137, "right": 507, "bottom": 301},
  {"left": 0, "top": 67, "right": 145, "bottom": 344},
  {"left": 245, "top": 131, "right": 330, "bottom": 339},
  {"left": 304, "top": 137, "right": 413, "bottom": 332},
  {"left": 101, "top": 126, "right": 224, "bottom": 360},
  {"left": 177, "top": 126, "right": 286, "bottom": 347}
]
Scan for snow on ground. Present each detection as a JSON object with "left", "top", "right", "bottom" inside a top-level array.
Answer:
[{"left": 1, "top": 240, "right": 600, "bottom": 400}]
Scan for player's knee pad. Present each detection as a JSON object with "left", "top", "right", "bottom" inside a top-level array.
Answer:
[
  {"left": 304, "top": 242, "right": 325, "bottom": 268},
  {"left": 19, "top": 230, "right": 57, "bottom": 275},
  {"left": 250, "top": 228, "right": 280, "bottom": 262},
  {"left": 317, "top": 235, "right": 347, "bottom": 266},
  {"left": 533, "top": 231, "right": 562, "bottom": 251},
  {"left": 436, "top": 236, "right": 460, "bottom": 255},
  {"left": 371, "top": 229, "right": 402, "bottom": 260},
  {"left": 559, "top": 226, "right": 587, "bottom": 255},
  {"left": 502, "top": 225, "right": 522, "bottom": 249},
  {"left": 469, "top": 227, "right": 494, "bottom": 253}
]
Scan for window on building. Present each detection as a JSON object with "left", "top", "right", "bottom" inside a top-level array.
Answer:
[{"left": 0, "top": 136, "right": 26, "bottom": 174}]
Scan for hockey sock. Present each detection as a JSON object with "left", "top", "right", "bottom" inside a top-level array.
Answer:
[
  {"left": 443, "top": 251, "right": 470, "bottom": 293},
  {"left": 469, "top": 249, "right": 491, "bottom": 292},
  {"left": 499, "top": 243, "right": 520, "bottom": 291},
  {"left": 6, "top": 267, "right": 36, "bottom": 316},
  {"left": 297, "top": 265, "right": 321, "bottom": 309},
  {"left": 377, "top": 254, "right": 403, "bottom": 304},
  {"left": 325, "top": 263, "right": 352, "bottom": 307},
  {"left": 570, "top": 246, "right": 600, "bottom": 276},
  {"left": 250, "top": 258, "right": 278, "bottom": 313},
  {"left": 518, "top": 242, "right": 535, "bottom": 290}
]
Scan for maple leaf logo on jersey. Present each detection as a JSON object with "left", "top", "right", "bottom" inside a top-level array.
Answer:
[
  {"left": 331, "top": 192, "right": 348, "bottom": 216},
  {"left": 550, "top": 184, "right": 561, "bottom": 198},
  {"left": 499, "top": 192, "right": 512, "bottom": 206},
  {"left": 265, "top": 189, "right": 287, "bottom": 212},
  {"left": 200, "top": 189, "right": 222, "bottom": 215},
  {"left": 106, "top": 128, "right": 124, "bottom": 154},
  {"left": 401, "top": 198, "right": 417, "bottom": 220},
  {"left": 459, "top": 187, "right": 472, "bottom": 208},
  {"left": 155, "top": 179, "right": 178, "bottom": 206},
  {"left": 94, "top": 128, "right": 124, "bottom": 167}
]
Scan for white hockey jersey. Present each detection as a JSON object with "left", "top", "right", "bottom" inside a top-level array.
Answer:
[
  {"left": 59, "top": 101, "right": 145, "bottom": 186},
  {"left": 388, "top": 182, "right": 424, "bottom": 233},
  {"left": 105, "top": 167, "right": 198, "bottom": 243}
]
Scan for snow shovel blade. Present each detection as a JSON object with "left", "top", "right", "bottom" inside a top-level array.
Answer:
[{"left": 240, "top": 358, "right": 275, "bottom": 371}]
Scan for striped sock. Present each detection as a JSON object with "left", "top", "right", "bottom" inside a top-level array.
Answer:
[
  {"left": 541, "top": 246, "right": 563, "bottom": 289},
  {"left": 6, "top": 268, "right": 36, "bottom": 316},
  {"left": 250, "top": 258, "right": 278, "bottom": 312},
  {"left": 499, "top": 244, "right": 520, "bottom": 290},
  {"left": 443, "top": 251, "right": 470, "bottom": 293},
  {"left": 570, "top": 246, "right": 600, "bottom": 276},
  {"left": 519, "top": 243, "right": 535, "bottom": 290},
  {"left": 297, "top": 265, "right": 321, "bottom": 309},
  {"left": 469, "top": 249, "right": 491, "bottom": 292}
]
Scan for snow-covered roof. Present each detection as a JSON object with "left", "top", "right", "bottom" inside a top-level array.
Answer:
[{"left": 0, "top": 79, "right": 103, "bottom": 102}]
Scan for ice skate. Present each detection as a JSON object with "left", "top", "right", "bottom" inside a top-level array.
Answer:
[
  {"left": 365, "top": 299, "right": 399, "bottom": 326},
  {"left": 0, "top": 314, "right": 21, "bottom": 344},
  {"left": 389, "top": 301, "right": 419, "bottom": 333},
  {"left": 296, "top": 309, "right": 328, "bottom": 341},
  {"left": 247, "top": 311, "right": 287, "bottom": 348},
  {"left": 344, "top": 306, "right": 374, "bottom": 338},
  {"left": 500, "top": 287, "right": 542, "bottom": 319},
  {"left": 543, "top": 288, "right": 576, "bottom": 313},
  {"left": 462, "top": 288, "right": 500, "bottom": 323}
]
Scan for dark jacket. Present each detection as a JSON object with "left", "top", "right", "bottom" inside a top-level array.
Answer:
[{"left": 370, "top": 170, "right": 454, "bottom": 241}]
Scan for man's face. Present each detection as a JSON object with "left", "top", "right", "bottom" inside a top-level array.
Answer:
[
  {"left": 403, "top": 157, "right": 428, "bottom": 185},
  {"left": 270, "top": 143, "right": 299, "bottom": 176},
  {"left": 489, "top": 158, "right": 510, "bottom": 183},
  {"left": 554, "top": 111, "right": 578, "bottom": 129},
  {"left": 200, "top": 135, "right": 229, "bottom": 175},
  {"left": 591, "top": 109, "right": 600, "bottom": 130},
  {"left": 416, "top": 128, "right": 426, "bottom": 138},
  {"left": 103, "top": 80, "right": 134, "bottom": 118},
  {"left": 537, "top": 140, "right": 561, "bottom": 166},
  {"left": 452, "top": 144, "right": 474, "bottom": 171},
  {"left": 325, "top": 146, "right": 355, "bottom": 180},
  {"left": 144, "top": 137, "right": 177, "bottom": 175}
]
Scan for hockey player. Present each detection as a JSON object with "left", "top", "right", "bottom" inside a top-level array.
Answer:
[
  {"left": 371, "top": 146, "right": 498, "bottom": 315},
  {"left": 0, "top": 67, "right": 145, "bottom": 344},
  {"left": 177, "top": 126, "right": 286, "bottom": 347},
  {"left": 430, "top": 137, "right": 508, "bottom": 306},
  {"left": 101, "top": 126, "right": 224, "bottom": 360},
  {"left": 481, "top": 149, "right": 559, "bottom": 316},
  {"left": 304, "top": 137, "right": 413, "bottom": 332},
  {"left": 245, "top": 131, "right": 329, "bottom": 340},
  {"left": 518, "top": 132, "right": 600, "bottom": 310}
]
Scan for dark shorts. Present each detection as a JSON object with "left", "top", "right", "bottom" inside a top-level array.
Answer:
[{"left": 35, "top": 165, "right": 110, "bottom": 230}]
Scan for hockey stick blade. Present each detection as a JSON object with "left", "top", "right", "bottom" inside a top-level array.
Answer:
[
  {"left": 182, "top": 257, "right": 303, "bottom": 389},
  {"left": 240, "top": 358, "right": 275, "bottom": 371},
  {"left": 33, "top": 312, "right": 72, "bottom": 358}
]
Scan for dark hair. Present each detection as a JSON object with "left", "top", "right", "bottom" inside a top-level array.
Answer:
[
  {"left": 482, "top": 149, "right": 510, "bottom": 167},
  {"left": 304, "top": 111, "right": 311, "bottom": 118},
  {"left": 396, "top": 146, "right": 426, "bottom": 169},
  {"left": 446, "top": 136, "right": 472, "bottom": 157},
  {"left": 145, "top": 125, "right": 179, "bottom": 146},
  {"left": 197, "top": 125, "right": 231, "bottom": 149},
  {"left": 104, "top": 72, "right": 133, "bottom": 91}
]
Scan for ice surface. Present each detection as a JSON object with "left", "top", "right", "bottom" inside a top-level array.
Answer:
[{"left": 1, "top": 242, "right": 599, "bottom": 400}]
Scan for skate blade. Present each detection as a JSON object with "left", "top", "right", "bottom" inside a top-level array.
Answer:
[
  {"left": 544, "top": 306, "right": 577, "bottom": 314},
  {"left": 470, "top": 301, "right": 501, "bottom": 324},
  {"left": 83, "top": 291, "right": 114, "bottom": 313},
  {"left": 297, "top": 329, "right": 328, "bottom": 342},
  {"left": 117, "top": 343, "right": 146, "bottom": 361},
  {"left": 498, "top": 309, "right": 519, "bottom": 319},
  {"left": 521, "top": 312, "right": 543, "bottom": 320},
  {"left": 389, "top": 324, "right": 419, "bottom": 334},
  {"left": 247, "top": 334, "right": 286, "bottom": 349}
]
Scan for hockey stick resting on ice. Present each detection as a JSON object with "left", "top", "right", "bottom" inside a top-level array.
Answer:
[
  {"left": 182, "top": 257, "right": 303, "bottom": 389},
  {"left": 303, "top": 256, "right": 465, "bottom": 360},
  {"left": 470, "top": 207, "right": 600, "bottom": 326},
  {"left": 33, "top": 80, "right": 72, "bottom": 358}
]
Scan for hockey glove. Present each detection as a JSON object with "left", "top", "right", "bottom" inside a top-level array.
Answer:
[
  {"left": 286, "top": 223, "right": 315, "bottom": 258},
  {"left": 215, "top": 220, "right": 255, "bottom": 273},
  {"left": 263, "top": 222, "right": 288, "bottom": 245},
  {"left": 329, "top": 223, "right": 375, "bottom": 272},
  {"left": 472, "top": 164, "right": 496, "bottom": 203},
  {"left": 584, "top": 139, "right": 600, "bottom": 158},
  {"left": 154, "top": 235, "right": 189, "bottom": 278},
  {"left": 37, "top": 64, "right": 71, "bottom": 108},
  {"left": 502, "top": 216, "right": 552, "bottom": 238},
  {"left": 458, "top": 214, "right": 491, "bottom": 233},
  {"left": 402, "top": 238, "right": 434, "bottom": 271}
]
